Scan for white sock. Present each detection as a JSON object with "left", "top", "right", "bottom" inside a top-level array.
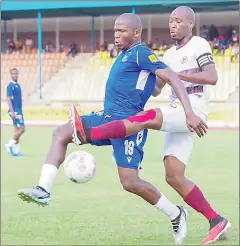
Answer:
[
  {"left": 154, "top": 194, "right": 180, "bottom": 220},
  {"left": 38, "top": 164, "right": 59, "bottom": 193},
  {"left": 13, "top": 143, "right": 20, "bottom": 154},
  {"left": 7, "top": 139, "right": 16, "bottom": 147}
]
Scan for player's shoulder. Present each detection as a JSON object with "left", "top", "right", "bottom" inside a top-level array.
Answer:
[
  {"left": 163, "top": 45, "right": 176, "bottom": 59},
  {"left": 192, "top": 36, "right": 210, "bottom": 46},
  {"left": 7, "top": 81, "right": 13, "bottom": 88},
  {"left": 136, "top": 44, "right": 152, "bottom": 53}
]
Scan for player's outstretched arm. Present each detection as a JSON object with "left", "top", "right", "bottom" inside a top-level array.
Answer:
[
  {"left": 155, "top": 67, "right": 208, "bottom": 135},
  {"left": 152, "top": 77, "right": 166, "bottom": 97},
  {"left": 177, "top": 64, "right": 218, "bottom": 85},
  {"left": 6, "top": 86, "right": 16, "bottom": 120}
]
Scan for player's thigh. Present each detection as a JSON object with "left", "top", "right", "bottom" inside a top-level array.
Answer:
[
  {"left": 163, "top": 132, "right": 194, "bottom": 166},
  {"left": 160, "top": 103, "right": 207, "bottom": 133},
  {"left": 111, "top": 129, "right": 148, "bottom": 170},
  {"left": 160, "top": 104, "right": 189, "bottom": 132},
  {"left": 12, "top": 113, "right": 25, "bottom": 128},
  {"left": 81, "top": 111, "right": 111, "bottom": 146}
]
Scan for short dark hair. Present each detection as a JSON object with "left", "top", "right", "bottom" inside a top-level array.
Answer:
[{"left": 10, "top": 68, "right": 18, "bottom": 73}]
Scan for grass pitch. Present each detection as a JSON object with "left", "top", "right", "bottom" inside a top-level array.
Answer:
[{"left": 1, "top": 126, "right": 239, "bottom": 245}]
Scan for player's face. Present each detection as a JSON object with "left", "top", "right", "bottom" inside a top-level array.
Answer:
[
  {"left": 169, "top": 13, "right": 194, "bottom": 41},
  {"left": 11, "top": 70, "right": 19, "bottom": 82},
  {"left": 114, "top": 21, "right": 136, "bottom": 50}
]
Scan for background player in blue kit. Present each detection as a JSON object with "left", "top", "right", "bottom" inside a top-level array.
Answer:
[
  {"left": 18, "top": 13, "right": 205, "bottom": 244},
  {"left": 6, "top": 68, "right": 25, "bottom": 156}
]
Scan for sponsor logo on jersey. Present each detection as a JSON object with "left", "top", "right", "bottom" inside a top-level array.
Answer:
[{"left": 148, "top": 54, "right": 158, "bottom": 63}]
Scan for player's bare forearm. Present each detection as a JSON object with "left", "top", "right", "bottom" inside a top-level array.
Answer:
[
  {"left": 155, "top": 68, "right": 194, "bottom": 116},
  {"left": 152, "top": 77, "right": 166, "bottom": 97},
  {"left": 7, "top": 97, "right": 14, "bottom": 113},
  {"left": 178, "top": 64, "right": 218, "bottom": 85},
  {"left": 152, "top": 86, "right": 161, "bottom": 97}
]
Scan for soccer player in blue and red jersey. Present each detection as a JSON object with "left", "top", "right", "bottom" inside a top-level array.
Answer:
[
  {"left": 6, "top": 68, "right": 25, "bottom": 156},
  {"left": 18, "top": 13, "right": 206, "bottom": 244}
]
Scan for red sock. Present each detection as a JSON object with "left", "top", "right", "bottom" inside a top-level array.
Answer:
[
  {"left": 184, "top": 185, "right": 219, "bottom": 220},
  {"left": 90, "top": 120, "right": 126, "bottom": 141}
]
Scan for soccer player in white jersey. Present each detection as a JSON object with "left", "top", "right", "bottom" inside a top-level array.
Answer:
[{"left": 70, "top": 6, "right": 231, "bottom": 245}]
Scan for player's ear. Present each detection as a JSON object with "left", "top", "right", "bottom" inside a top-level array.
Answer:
[
  {"left": 135, "top": 28, "right": 141, "bottom": 38},
  {"left": 189, "top": 20, "right": 194, "bottom": 29}
]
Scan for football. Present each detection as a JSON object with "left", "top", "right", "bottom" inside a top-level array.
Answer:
[{"left": 63, "top": 151, "right": 96, "bottom": 184}]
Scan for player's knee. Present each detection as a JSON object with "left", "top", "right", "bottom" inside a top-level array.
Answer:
[
  {"left": 120, "top": 177, "right": 139, "bottom": 193},
  {"left": 52, "top": 123, "right": 73, "bottom": 144},
  {"left": 143, "top": 108, "right": 163, "bottom": 130},
  {"left": 165, "top": 174, "right": 183, "bottom": 188},
  {"left": 18, "top": 127, "right": 25, "bottom": 134}
]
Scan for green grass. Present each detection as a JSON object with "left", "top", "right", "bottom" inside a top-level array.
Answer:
[{"left": 1, "top": 126, "right": 239, "bottom": 245}]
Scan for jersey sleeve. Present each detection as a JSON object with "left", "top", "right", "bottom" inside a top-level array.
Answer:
[
  {"left": 195, "top": 38, "right": 215, "bottom": 69},
  {"left": 7, "top": 84, "right": 13, "bottom": 97},
  {"left": 137, "top": 47, "right": 167, "bottom": 74}
]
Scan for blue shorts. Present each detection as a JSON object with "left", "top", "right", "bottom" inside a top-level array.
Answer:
[
  {"left": 81, "top": 111, "right": 148, "bottom": 170},
  {"left": 8, "top": 111, "right": 25, "bottom": 127}
]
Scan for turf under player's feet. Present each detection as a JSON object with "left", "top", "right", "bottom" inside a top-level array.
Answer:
[
  {"left": 16, "top": 152, "right": 24, "bottom": 156},
  {"left": 171, "top": 206, "right": 188, "bottom": 244},
  {"left": 17, "top": 186, "right": 51, "bottom": 207},
  {"left": 201, "top": 216, "right": 231, "bottom": 244},
  {"left": 69, "top": 105, "right": 90, "bottom": 145},
  {"left": 6, "top": 144, "right": 10, "bottom": 153}
]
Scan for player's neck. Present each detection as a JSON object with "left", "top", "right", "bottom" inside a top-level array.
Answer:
[
  {"left": 127, "top": 40, "right": 141, "bottom": 51},
  {"left": 176, "top": 35, "right": 193, "bottom": 50}
]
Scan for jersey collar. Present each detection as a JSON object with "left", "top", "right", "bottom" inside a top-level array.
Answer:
[{"left": 124, "top": 43, "right": 142, "bottom": 53}]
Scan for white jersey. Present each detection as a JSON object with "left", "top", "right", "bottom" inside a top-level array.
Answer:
[{"left": 163, "top": 36, "right": 214, "bottom": 102}]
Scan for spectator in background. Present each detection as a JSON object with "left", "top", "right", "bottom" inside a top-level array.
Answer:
[
  {"left": 109, "top": 44, "right": 118, "bottom": 58},
  {"left": 152, "top": 42, "right": 158, "bottom": 51},
  {"left": 218, "top": 28, "right": 226, "bottom": 40},
  {"left": 147, "top": 40, "right": 152, "bottom": 50},
  {"left": 103, "top": 42, "right": 108, "bottom": 51},
  {"left": 94, "top": 42, "right": 100, "bottom": 53},
  {"left": 25, "top": 38, "right": 33, "bottom": 53},
  {"left": 227, "top": 25, "right": 234, "bottom": 40},
  {"left": 45, "top": 41, "right": 54, "bottom": 53},
  {"left": 161, "top": 40, "right": 169, "bottom": 51},
  {"left": 208, "top": 24, "right": 219, "bottom": 41},
  {"left": 67, "top": 42, "right": 77, "bottom": 57},
  {"left": 219, "top": 37, "right": 229, "bottom": 55},
  {"left": 15, "top": 38, "right": 23, "bottom": 52},
  {"left": 152, "top": 38, "right": 160, "bottom": 51},
  {"left": 212, "top": 37, "right": 220, "bottom": 50},
  {"left": 230, "top": 29, "right": 239, "bottom": 45},
  {"left": 59, "top": 42, "right": 64, "bottom": 53},
  {"left": 200, "top": 25, "right": 209, "bottom": 40},
  {"left": 8, "top": 40, "right": 16, "bottom": 53},
  {"left": 230, "top": 29, "right": 239, "bottom": 62},
  {"left": 99, "top": 44, "right": 105, "bottom": 52}
]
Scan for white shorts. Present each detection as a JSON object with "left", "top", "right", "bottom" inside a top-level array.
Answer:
[{"left": 160, "top": 95, "right": 208, "bottom": 165}]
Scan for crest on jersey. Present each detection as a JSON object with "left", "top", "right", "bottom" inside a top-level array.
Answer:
[
  {"left": 180, "top": 56, "right": 188, "bottom": 64},
  {"left": 122, "top": 52, "right": 131, "bottom": 62},
  {"left": 148, "top": 54, "right": 158, "bottom": 63}
]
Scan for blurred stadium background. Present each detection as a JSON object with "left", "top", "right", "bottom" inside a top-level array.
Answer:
[{"left": 1, "top": 0, "right": 239, "bottom": 125}]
